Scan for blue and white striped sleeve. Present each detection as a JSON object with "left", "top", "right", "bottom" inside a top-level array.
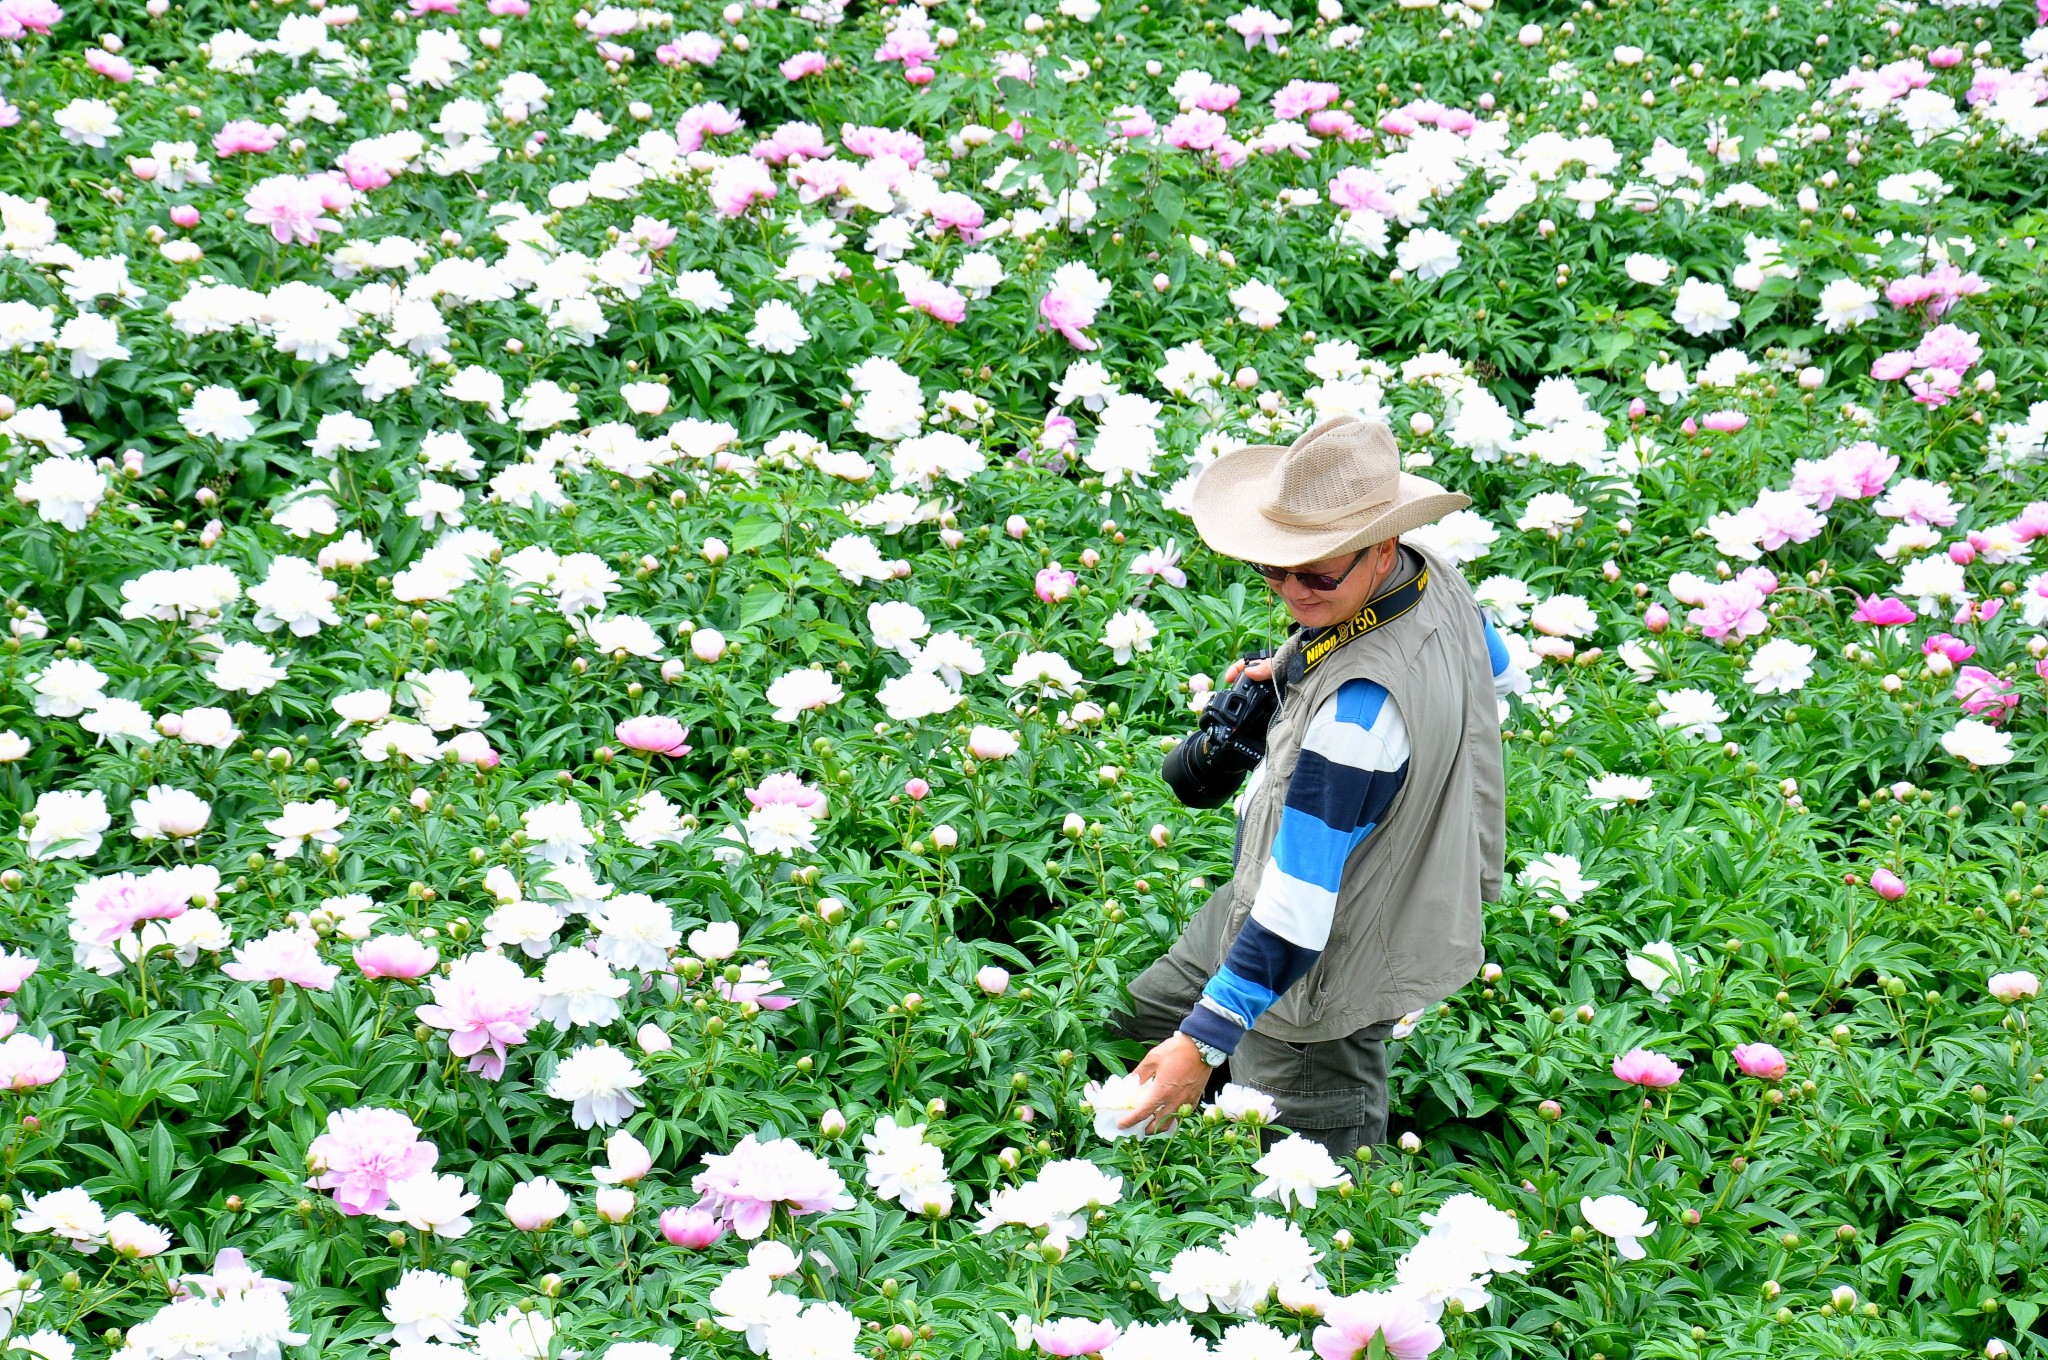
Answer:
[{"left": 1179, "top": 678, "right": 1410, "bottom": 1057}]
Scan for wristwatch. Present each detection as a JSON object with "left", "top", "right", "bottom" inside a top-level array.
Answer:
[{"left": 1189, "top": 1037, "right": 1229, "bottom": 1068}]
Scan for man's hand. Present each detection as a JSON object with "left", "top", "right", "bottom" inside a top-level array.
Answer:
[
  {"left": 1221, "top": 657, "right": 1276, "bottom": 687},
  {"left": 1118, "top": 1033, "right": 1213, "bottom": 1135}
]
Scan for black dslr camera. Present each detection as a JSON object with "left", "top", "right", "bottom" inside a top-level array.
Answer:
[{"left": 1161, "top": 652, "right": 1280, "bottom": 809}]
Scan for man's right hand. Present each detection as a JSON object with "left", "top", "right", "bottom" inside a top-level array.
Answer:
[{"left": 1222, "top": 657, "right": 1275, "bottom": 687}]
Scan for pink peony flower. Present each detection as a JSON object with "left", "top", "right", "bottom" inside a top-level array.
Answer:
[
  {"left": 1164, "top": 110, "right": 1230, "bottom": 151},
  {"left": 905, "top": 778, "right": 930, "bottom": 800},
  {"left": 86, "top": 49, "right": 133, "bottom": 81},
  {"left": 1870, "top": 868, "right": 1907, "bottom": 901},
  {"left": 1328, "top": 167, "right": 1399, "bottom": 214},
  {"left": 1688, "top": 582, "right": 1767, "bottom": 643},
  {"left": 659, "top": 1204, "right": 725, "bottom": 1247},
  {"left": 243, "top": 174, "right": 346, "bottom": 246},
  {"left": 1612, "top": 1047, "right": 1684, "bottom": 1088},
  {"left": 306, "top": 1107, "right": 439, "bottom": 1214},
  {"left": 1731, "top": 1042, "right": 1787, "bottom": 1080},
  {"left": 903, "top": 275, "right": 967, "bottom": 325},
  {"left": 1039, "top": 290, "right": 1099, "bottom": 351},
  {"left": 68, "top": 873, "right": 190, "bottom": 948},
  {"left": 1923, "top": 633, "right": 1976, "bottom": 664},
  {"left": 713, "top": 963, "right": 795, "bottom": 1011},
  {"left": 745, "top": 772, "right": 827, "bottom": 820},
  {"left": 222, "top": 929, "right": 339, "bottom": 991},
  {"left": 169, "top": 204, "right": 201, "bottom": 229},
  {"left": 674, "top": 101, "right": 744, "bottom": 155},
  {"left": 779, "top": 51, "right": 828, "bottom": 80},
  {"left": 415, "top": 952, "right": 539, "bottom": 1080},
  {"left": 1990, "top": 971, "right": 2040, "bottom": 1003},
  {"left": 690, "top": 1135, "right": 854, "bottom": 1239},
  {"left": 1871, "top": 351, "right": 1916, "bottom": 382},
  {"left": 1272, "top": 79, "right": 1340, "bottom": 121},
  {"left": 751, "top": 121, "right": 831, "bottom": 164},
  {"left": 353, "top": 934, "right": 439, "bottom": 981},
  {"left": 1851, "top": 595, "right": 1916, "bottom": 627},
  {"left": 213, "top": 120, "right": 282, "bottom": 156},
  {"left": 1955, "top": 666, "right": 2018, "bottom": 721},
  {"left": 0, "top": 0, "right": 62, "bottom": 37},
  {"left": 0, "top": 952, "right": 38, "bottom": 994},
  {"left": 1036, "top": 567, "right": 1077, "bottom": 603},
  {"left": 0, "top": 1034, "right": 65, "bottom": 1091},
  {"left": 1313, "top": 1289, "right": 1446, "bottom": 1360},
  {"left": 1110, "top": 105, "right": 1157, "bottom": 139},
  {"left": 1035, "top": 1318, "right": 1121, "bottom": 1357},
  {"left": 616, "top": 715, "right": 693, "bottom": 757},
  {"left": 708, "top": 158, "right": 776, "bottom": 217},
  {"left": 485, "top": 0, "right": 527, "bottom": 13},
  {"left": 1701, "top": 410, "right": 1748, "bottom": 433}
]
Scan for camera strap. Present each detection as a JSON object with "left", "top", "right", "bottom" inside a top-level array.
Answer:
[{"left": 1283, "top": 565, "right": 1430, "bottom": 688}]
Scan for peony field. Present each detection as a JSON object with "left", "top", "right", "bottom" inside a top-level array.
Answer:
[{"left": 1, "top": 0, "right": 2047, "bottom": 1354}]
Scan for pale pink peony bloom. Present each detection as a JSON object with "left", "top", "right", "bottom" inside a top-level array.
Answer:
[
  {"left": 354, "top": 934, "right": 439, "bottom": 981},
  {"left": 86, "top": 48, "right": 134, "bottom": 81},
  {"left": 1313, "top": 1289, "right": 1446, "bottom": 1360},
  {"left": 691, "top": 1135, "right": 855, "bottom": 1239},
  {"left": 1687, "top": 582, "right": 1767, "bottom": 643},
  {"left": 780, "top": 51, "right": 828, "bottom": 80},
  {"left": 714, "top": 963, "right": 794, "bottom": 1010},
  {"left": 69, "top": 872, "right": 190, "bottom": 948},
  {"left": 0, "top": 951, "right": 37, "bottom": 994},
  {"left": 659, "top": 1203, "right": 724, "bottom": 1247},
  {"left": 1731, "top": 1043, "right": 1787, "bottom": 1080},
  {"left": 1870, "top": 868, "right": 1907, "bottom": 901},
  {"left": 0, "top": 1033, "right": 65, "bottom": 1090},
  {"left": 1700, "top": 410, "right": 1748, "bottom": 433},
  {"left": 107, "top": 1211, "right": 171, "bottom": 1257},
  {"left": 169, "top": 205, "right": 200, "bottom": 229},
  {"left": 213, "top": 120, "right": 282, "bottom": 156},
  {"left": 976, "top": 966, "right": 1011, "bottom": 996},
  {"left": 243, "top": 173, "right": 349, "bottom": 245},
  {"left": 745, "top": 772, "right": 827, "bottom": 820},
  {"left": 306, "top": 1107, "right": 439, "bottom": 1215},
  {"left": 593, "top": 1131, "right": 654, "bottom": 1186},
  {"left": 615, "top": 716, "right": 693, "bottom": 756},
  {"left": 1990, "top": 971, "right": 2040, "bottom": 1003},
  {"left": 1035, "top": 1318, "right": 1121, "bottom": 1357},
  {"left": 905, "top": 778, "right": 930, "bottom": 800},
  {"left": 593, "top": 1187, "right": 635, "bottom": 1223},
  {"left": 415, "top": 952, "right": 539, "bottom": 1080},
  {"left": 222, "top": 929, "right": 340, "bottom": 991},
  {"left": 1611, "top": 1047, "right": 1684, "bottom": 1088}
]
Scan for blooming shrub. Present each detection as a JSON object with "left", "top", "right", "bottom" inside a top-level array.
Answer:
[{"left": 0, "top": 0, "right": 2046, "bottom": 1358}]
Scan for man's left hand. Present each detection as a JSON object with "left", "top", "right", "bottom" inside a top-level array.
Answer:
[{"left": 1118, "top": 1033, "right": 1213, "bottom": 1134}]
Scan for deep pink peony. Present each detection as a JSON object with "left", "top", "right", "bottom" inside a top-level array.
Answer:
[
  {"left": 306, "top": 1107, "right": 439, "bottom": 1214},
  {"left": 1313, "top": 1290, "right": 1445, "bottom": 1360},
  {"left": 616, "top": 715, "right": 693, "bottom": 757},
  {"left": 658, "top": 1204, "right": 725, "bottom": 1247},
  {"left": 1612, "top": 1047, "right": 1684, "bottom": 1088},
  {"left": 1036, "top": 567, "right": 1077, "bottom": 603},
  {"left": 1955, "top": 666, "right": 2019, "bottom": 721},
  {"left": 1851, "top": 595, "right": 1916, "bottom": 626},
  {"left": 353, "top": 934, "right": 439, "bottom": 981},
  {"left": 1731, "top": 1042, "right": 1787, "bottom": 1080}
]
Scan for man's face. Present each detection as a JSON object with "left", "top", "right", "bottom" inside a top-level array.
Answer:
[{"left": 1263, "top": 538, "right": 1399, "bottom": 629}]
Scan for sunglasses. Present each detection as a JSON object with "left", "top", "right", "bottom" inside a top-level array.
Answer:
[{"left": 1253, "top": 549, "right": 1370, "bottom": 593}]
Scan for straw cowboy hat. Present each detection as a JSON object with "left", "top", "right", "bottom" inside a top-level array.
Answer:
[{"left": 1189, "top": 415, "right": 1471, "bottom": 568}]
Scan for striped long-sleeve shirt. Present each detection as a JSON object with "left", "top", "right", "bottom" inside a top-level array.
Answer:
[{"left": 1179, "top": 611, "right": 1519, "bottom": 1056}]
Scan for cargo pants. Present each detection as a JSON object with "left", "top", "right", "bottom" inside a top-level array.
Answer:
[{"left": 1105, "top": 879, "right": 1397, "bottom": 1163}]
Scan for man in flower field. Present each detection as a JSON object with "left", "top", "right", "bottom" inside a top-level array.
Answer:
[{"left": 1114, "top": 415, "right": 1516, "bottom": 1157}]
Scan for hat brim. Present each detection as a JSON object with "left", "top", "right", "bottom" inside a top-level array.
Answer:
[{"left": 1189, "top": 443, "right": 1472, "bottom": 568}]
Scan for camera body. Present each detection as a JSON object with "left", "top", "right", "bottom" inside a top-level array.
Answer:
[{"left": 1161, "top": 652, "right": 1280, "bottom": 808}]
